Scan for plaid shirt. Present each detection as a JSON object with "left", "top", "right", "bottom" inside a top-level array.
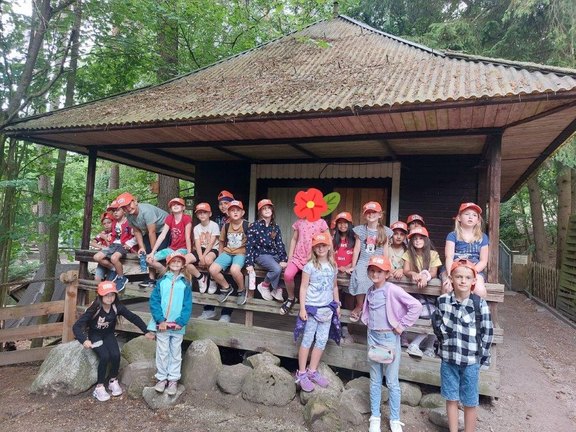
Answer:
[{"left": 437, "top": 292, "right": 494, "bottom": 366}]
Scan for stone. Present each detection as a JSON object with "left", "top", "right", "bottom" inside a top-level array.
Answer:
[
  {"left": 345, "top": 376, "right": 389, "bottom": 403},
  {"left": 243, "top": 351, "right": 281, "bottom": 369},
  {"left": 420, "top": 392, "right": 445, "bottom": 408},
  {"left": 299, "top": 363, "right": 344, "bottom": 405},
  {"left": 118, "top": 360, "right": 156, "bottom": 399},
  {"left": 142, "top": 384, "right": 185, "bottom": 409},
  {"left": 400, "top": 381, "right": 422, "bottom": 406},
  {"left": 181, "top": 339, "right": 222, "bottom": 391},
  {"left": 429, "top": 406, "right": 465, "bottom": 430},
  {"left": 121, "top": 335, "right": 156, "bottom": 364},
  {"left": 304, "top": 394, "right": 342, "bottom": 432},
  {"left": 338, "top": 388, "right": 369, "bottom": 425},
  {"left": 30, "top": 341, "right": 98, "bottom": 396},
  {"left": 217, "top": 363, "right": 252, "bottom": 395},
  {"left": 241, "top": 363, "right": 296, "bottom": 406}
]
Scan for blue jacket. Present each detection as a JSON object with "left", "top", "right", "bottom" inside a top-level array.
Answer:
[{"left": 148, "top": 272, "right": 193, "bottom": 334}]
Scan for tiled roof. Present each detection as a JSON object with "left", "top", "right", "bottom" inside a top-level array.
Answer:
[{"left": 6, "top": 15, "right": 576, "bottom": 131}]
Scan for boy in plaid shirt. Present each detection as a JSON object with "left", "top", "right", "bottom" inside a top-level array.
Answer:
[{"left": 436, "top": 259, "right": 493, "bottom": 432}]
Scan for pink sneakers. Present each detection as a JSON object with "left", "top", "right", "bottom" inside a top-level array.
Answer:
[{"left": 307, "top": 369, "right": 329, "bottom": 388}]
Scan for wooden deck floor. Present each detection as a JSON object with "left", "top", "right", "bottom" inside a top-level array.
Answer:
[{"left": 114, "top": 283, "right": 501, "bottom": 396}]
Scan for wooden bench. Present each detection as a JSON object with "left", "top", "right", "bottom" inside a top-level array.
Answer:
[{"left": 73, "top": 249, "right": 505, "bottom": 396}]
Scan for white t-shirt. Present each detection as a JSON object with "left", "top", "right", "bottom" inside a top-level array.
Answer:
[{"left": 193, "top": 221, "right": 220, "bottom": 250}]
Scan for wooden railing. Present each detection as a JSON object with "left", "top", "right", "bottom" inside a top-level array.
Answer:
[
  {"left": 528, "top": 262, "right": 559, "bottom": 308},
  {"left": 0, "top": 271, "right": 78, "bottom": 366}
]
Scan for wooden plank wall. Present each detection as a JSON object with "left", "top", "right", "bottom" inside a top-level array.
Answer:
[{"left": 557, "top": 215, "right": 576, "bottom": 322}]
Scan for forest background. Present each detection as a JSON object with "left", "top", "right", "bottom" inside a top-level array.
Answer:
[{"left": 0, "top": 0, "right": 575, "bottom": 309}]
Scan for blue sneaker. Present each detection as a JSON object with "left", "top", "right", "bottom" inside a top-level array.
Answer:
[
  {"left": 106, "top": 270, "right": 117, "bottom": 281},
  {"left": 115, "top": 276, "right": 128, "bottom": 292}
]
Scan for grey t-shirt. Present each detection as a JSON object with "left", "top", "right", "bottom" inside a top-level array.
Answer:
[{"left": 126, "top": 203, "right": 167, "bottom": 236}]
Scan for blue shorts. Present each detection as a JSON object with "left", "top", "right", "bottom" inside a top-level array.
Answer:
[
  {"left": 214, "top": 252, "right": 245, "bottom": 270},
  {"left": 154, "top": 248, "right": 188, "bottom": 261},
  {"left": 440, "top": 361, "right": 480, "bottom": 407}
]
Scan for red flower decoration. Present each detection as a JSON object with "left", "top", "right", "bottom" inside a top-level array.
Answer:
[{"left": 294, "top": 188, "right": 328, "bottom": 222}]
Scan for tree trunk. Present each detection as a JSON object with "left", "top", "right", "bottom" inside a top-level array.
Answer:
[
  {"left": 37, "top": 173, "right": 50, "bottom": 263},
  {"left": 527, "top": 176, "right": 549, "bottom": 264},
  {"left": 556, "top": 162, "right": 571, "bottom": 269},
  {"left": 156, "top": 0, "right": 180, "bottom": 210},
  {"left": 109, "top": 164, "right": 120, "bottom": 190},
  {"left": 571, "top": 167, "right": 576, "bottom": 214}
]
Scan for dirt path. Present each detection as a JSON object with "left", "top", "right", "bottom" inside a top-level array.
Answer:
[{"left": 1, "top": 291, "right": 575, "bottom": 432}]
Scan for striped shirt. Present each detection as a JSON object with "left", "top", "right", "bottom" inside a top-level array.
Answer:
[{"left": 437, "top": 292, "right": 494, "bottom": 366}]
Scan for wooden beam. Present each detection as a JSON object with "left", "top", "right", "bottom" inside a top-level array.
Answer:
[
  {"left": 0, "top": 346, "right": 55, "bottom": 367},
  {"left": 486, "top": 134, "right": 502, "bottom": 283},
  {"left": 0, "top": 322, "right": 63, "bottom": 342},
  {"left": 0, "top": 301, "right": 65, "bottom": 320},
  {"left": 61, "top": 270, "right": 78, "bottom": 343},
  {"left": 79, "top": 147, "right": 97, "bottom": 280},
  {"left": 290, "top": 143, "right": 319, "bottom": 159}
]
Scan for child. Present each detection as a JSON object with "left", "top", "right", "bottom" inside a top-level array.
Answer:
[
  {"left": 361, "top": 255, "right": 422, "bottom": 432},
  {"left": 281, "top": 212, "right": 329, "bottom": 315},
  {"left": 209, "top": 200, "right": 249, "bottom": 307},
  {"left": 389, "top": 221, "right": 408, "bottom": 281},
  {"left": 331, "top": 211, "right": 355, "bottom": 342},
  {"left": 192, "top": 202, "right": 220, "bottom": 294},
  {"left": 348, "top": 201, "right": 390, "bottom": 323},
  {"left": 91, "top": 210, "right": 114, "bottom": 282},
  {"left": 200, "top": 190, "right": 234, "bottom": 321},
  {"left": 148, "top": 252, "right": 193, "bottom": 396},
  {"left": 435, "top": 259, "right": 493, "bottom": 432},
  {"left": 246, "top": 199, "right": 288, "bottom": 301},
  {"left": 147, "top": 197, "right": 205, "bottom": 289},
  {"left": 92, "top": 204, "right": 137, "bottom": 291},
  {"left": 406, "top": 214, "right": 425, "bottom": 231},
  {"left": 443, "top": 203, "right": 489, "bottom": 299},
  {"left": 294, "top": 233, "right": 340, "bottom": 392},
  {"left": 73, "top": 280, "right": 154, "bottom": 401},
  {"left": 403, "top": 226, "right": 442, "bottom": 358}
]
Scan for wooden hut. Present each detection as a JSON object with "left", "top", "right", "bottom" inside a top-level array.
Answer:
[{"left": 4, "top": 15, "right": 576, "bottom": 395}]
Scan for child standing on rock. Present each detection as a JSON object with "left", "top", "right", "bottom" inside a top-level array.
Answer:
[
  {"left": 73, "top": 280, "right": 154, "bottom": 402},
  {"left": 361, "top": 255, "right": 422, "bottom": 432}
]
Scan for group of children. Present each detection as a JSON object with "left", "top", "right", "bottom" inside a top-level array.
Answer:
[{"left": 84, "top": 194, "right": 493, "bottom": 432}]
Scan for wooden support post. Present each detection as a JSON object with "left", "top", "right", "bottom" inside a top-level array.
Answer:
[
  {"left": 486, "top": 134, "right": 502, "bottom": 284},
  {"left": 61, "top": 270, "right": 79, "bottom": 342},
  {"left": 79, "top": 148, "right": 97, "bottom": 281}
]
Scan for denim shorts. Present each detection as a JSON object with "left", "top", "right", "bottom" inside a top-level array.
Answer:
[
  {"left": 214, "top": 252, "right": 245, "bottom": 270},
  {"left": 440, "top": 361, "right": 480, "bottom": 407}
]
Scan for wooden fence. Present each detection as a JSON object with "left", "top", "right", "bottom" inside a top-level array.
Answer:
[
  {"left": 528, "top": 263, "right": 560, "bottom": 308},
  {"left": 0, "top": 271, "right": 78, "bottom": 366},
  {"left": 557, "top": 215, "right": 576, "bottom": 322}
]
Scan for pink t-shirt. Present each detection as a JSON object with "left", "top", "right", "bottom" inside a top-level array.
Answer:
[
  {"left": 291, "top": 218, "right": 329, "bottom": 269},
  {"left": 165, "top": 213, "right": 192, "bottom": 251}
]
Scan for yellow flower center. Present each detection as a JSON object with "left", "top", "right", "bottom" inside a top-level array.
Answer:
[{"left": 306, "top": 200, "right": 315, "bottom": 209}]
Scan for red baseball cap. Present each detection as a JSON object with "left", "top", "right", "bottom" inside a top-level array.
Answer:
[
  {"left": 227, "top": 200, "right": 244, "bottom": 210},
  {"left": 116, "top": 192, "right": 135, "bottom": 207},
  {"left": 368, "top": 255, "right": 391, "bottom": 271},
  {"left": 217, "top": 190, "right": 234, "bottom": 202},
  {"left": 450, "top": 259, "right": 477, "bottom": 277},
  {"left": 312, "top": 233, "right": 331, "bottom": 247},
  {"left": 406, "top": 214, "right": 425, "bottom": 225},
  {"left": 97, "top": 281, "right": 118, "bottom": 296},
  {"left": 168, "top": 197, "right": 185, "bottom": 208},
  {"left": 166, "top": 251, "right": 186, "bottom": 265},
  {"left": 100, "top": 212, "right": 114, "bottom": 222},
  {"left": 334, "top": 211, "right": 353, "bottom": 224},
  {"left": 106, "top": 200, "right": 119, "bottom": 211},
  {"left": 458, "top": 202, "right": 482, "bottom": 215},
  {"left": 408, "top": 226, "right": 429, "bottom": 239},
  {"left": 390, "top": 221, "right": 408, "bottom": 233},
  {"left": 257, "top": 199, "right": 274, "bottom": 211},
  {"left": 195, "top": 202, "right": 211, "bottom": 213},
  {"left": 362, "top": 201, "right": 382, "bottom": 214}
]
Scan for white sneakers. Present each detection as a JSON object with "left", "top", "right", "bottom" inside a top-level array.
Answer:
[
  {"left": 406, "top": 344, "right": 423, "bottom": 358},
  {"left": 93, "top": 385, "right": 110, "bottom": 401},
  {"left": 369, "top": 416, "right": 381, "bottom": 432},
  {"left": 207, "top": 280, "right": 218, "bottom": 294},
  {"left": 389, "top": 420, "right": 405, "bottom": 432},
  {"left": 108, "top": 378, "right": 123, "bottom": 396},
  {"left": 219, "top": 314, "right": 231, "bottom": 323},
  {"left": 198, "top": 310, "right": 217, "bottom": 320},
  {"left": 198, "top": 274, "right": 208, "bottom": 293},
  {"left": 257, "top": 282, "right": 273, "bottom": 301},
  {"left": 270, "top": 287, "right": 284, "bottom": 302}
]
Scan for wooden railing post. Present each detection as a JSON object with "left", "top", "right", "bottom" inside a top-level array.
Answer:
[{"left": 61, "top": 270, "right": 79, "bottom": 343}]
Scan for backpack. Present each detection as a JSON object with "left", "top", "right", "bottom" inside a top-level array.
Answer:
[
  {"left": 431, "top": 293, "right": 483, "bottom": 356},
  {"left": 223, "top": 220, "right": 249, "bottom": 247}
]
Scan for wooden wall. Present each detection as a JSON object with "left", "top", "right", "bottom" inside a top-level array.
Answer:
[{"left": 193, "top": 162, "right": 251, "bottom": 210}]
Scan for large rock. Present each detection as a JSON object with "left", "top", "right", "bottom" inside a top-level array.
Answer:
[
  {"left": 142, "top": 384, "right": 185, "bottom": 409},
  {"left": 217, "top": 363, "right": 252, "bottom": 395},
  {"left": 303, "top": 394, "right": 341, "bottom": 432},
  {"left": 429, "top": 406, "right": 464, "bottom": 430},
  {"left": 299, "top": 363, "right": 344, "bottom": 405},
  {"left": 242, "top": 363, "right": 296, "bottom": 406},
  {"left": 30, "top": 341, "right": 98, "bottom": 396},
  {"left": 181, "top": 339, "right": 222, "bottom": 391},
  {"left": 400, "top": 381, "right": 422, "bottom": 406},
  {"left": 338, "top": 388, "right": 369, "bottom": 425},
  {"left": 243, "top": 351, "right": 281, "bottom": 369},
  {"left": 118, "top": 360, "right": 156, "bottom": 399},
  {"left": 121, "top": 335, "right": 156, "bottom": 364},
  {"left": 345, "top": 376, "right": 389, "bottom": 403},
  {"left": 420, "top": 392, "right": 445, "bottom": 408}
]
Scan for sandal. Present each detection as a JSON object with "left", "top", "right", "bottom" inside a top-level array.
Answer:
[
  {"left": 279, "top": 298, "right": 295, "bottom": 316},
  {"left": 349, "top": 309, "right": 361, "bottom": 323}
]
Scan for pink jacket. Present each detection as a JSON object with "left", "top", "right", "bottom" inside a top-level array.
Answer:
[{"left": 361, "top": 281, "right": 422, "bottom": 332}]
